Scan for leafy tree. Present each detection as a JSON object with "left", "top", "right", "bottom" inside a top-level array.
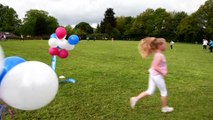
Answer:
[
  {"left": 47, "top": 16, "right": 59, "bottom": 34},
  {"left": 65, "top": 25, "right": 73, "bottom": 36},
  {"left": 177, "top": 15, "right": 202, "bottom": 42},
  {"left": 130, "top": 9, "right": 155, "bottom": 39},
  {"left": 130, "top": 8, "right": 185, "bottom": 40},
  {"left": 22, "top": 9, "right": 59, "bottom": 36},
  {"left": 177, "top": 0, "right": 213, "bottom": 42},
  {"left": 105, "top": 23, "right": 113, "bottom": 37},
  {"left": 103, "top": 8, "right": 116, "bottom": 28},
  {"left": 180, "top": 15, "right": 205, "bottom": 43},
  {"left": 111, "top": 28, "right": 120, "bottom": 39},
  {"left": 151, "top": 8, "right": 171, "bottom": 37},
  {"left": 74, "top": 28, "right": 87, "bottom": 39},
  {"left": 123, "top": 17, "right": 135, "bottom": 39},
  {"left": 34, "top": 15, "right": 48, "bottom": 35},
  {"left": 0, "top": 4, "right": 21, "bottom": 33},
  {"left": 116, "top": 16, "right": 126, "bottom": 34},
  {"left": 100, "top": 8, "right": 116, "bottom": 37},
  {"left": 167, "top": 12, "right": 188, "bottom": 40},
  {"left": 100, "top": 21, "right": 105, "bottom": 33},
  {"left": 115, "top": 16, "right": 135, "bottom": 39},
  {"left": 95, "top": 24, "right": 101, "bottom": 33},
  {"left": 194, "top": 0, "right": 213, "bottom": 39},
  {"left": 74, "top": 22, "right": 93, "bottom": 34}
]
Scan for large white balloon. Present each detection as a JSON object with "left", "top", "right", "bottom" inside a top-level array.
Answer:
[
  {"left": 0, "top": 46, "right": 4, "bottom": 74},
  {"left": 48, "top": 38, "right": 58, "bottom": 48},
  {"left": 0, "top": 61, "right": 58, "bottom": 110}
]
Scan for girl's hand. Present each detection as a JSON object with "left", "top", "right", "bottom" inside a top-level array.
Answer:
[
  {"left": 8, "top": 109, "right": 13, "bottom": 119},
  {"left": 162, "top": 72, "right": 167, "bottom": 76}
]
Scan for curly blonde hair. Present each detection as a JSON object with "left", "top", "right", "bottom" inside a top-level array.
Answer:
[{"left": 138, "top": 37, "right": 166, "bottom": 58}]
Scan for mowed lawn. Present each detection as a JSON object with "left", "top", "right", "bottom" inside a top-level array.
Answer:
[{"left": 0, "top": 40, "right": 212, "bottom": 120}]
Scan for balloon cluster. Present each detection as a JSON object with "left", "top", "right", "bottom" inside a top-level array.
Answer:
[
  {"left": 0, "top": 48, "right": 58, "bottom": 111},
  {"left": 48, "top": 27, "right": 79, "bottom": 59}
]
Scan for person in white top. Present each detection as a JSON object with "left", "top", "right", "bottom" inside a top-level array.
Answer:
[
  {"left": 170, "top": 40, "right": 174, "bottom": 50},
  {"left": 203, "top": 39, "right": 208, "bottom": 50},
  {"left": 3, "top": 35, "right": 6, "bottom": 40}
]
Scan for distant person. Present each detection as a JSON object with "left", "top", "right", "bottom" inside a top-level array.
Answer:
[
  {"left": 130, "top": 37, "right": 174, "bottom": 113},
  {"left": 170, "top": 40, "right": 174, "bottom": 50},
  {"left": 209, "top": 40, "right": 213, "bottom": 53},
  {"left": 112, "top": 37, "right": 114, "bottom": 42},
  {"left": 1, "top": 35, "right": 7, "bottom": 41},
  {"left": 21, "top": 35, "right": 24, "bottom": 41},
  {"left": 3, "top": 35, "right": 6, "bottom": 40},
  {"left": 203, "top": 39, "right": 208, "bottom": 49}
]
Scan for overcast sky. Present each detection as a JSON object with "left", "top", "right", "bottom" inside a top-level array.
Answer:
[{"left": 0, "top": 0, "right": 207, "bottom": 27}]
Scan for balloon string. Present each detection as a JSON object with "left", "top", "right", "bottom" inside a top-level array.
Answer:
[{"left": 51, "top": 56, "right": 57, "bottom": 71}]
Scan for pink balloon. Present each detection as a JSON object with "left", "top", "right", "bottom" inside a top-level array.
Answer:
[
  {"left": 55, "top": 27, "right": 67, "bottom": 40},
  {"left": 49, "top": 48, "right": 59, "bottom": 56},
  {"left": 58, "top": 49, "right": 69, "bottom": 59}
]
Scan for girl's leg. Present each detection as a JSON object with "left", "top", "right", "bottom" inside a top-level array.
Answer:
[
  {"left": 130, "top": 91, "right": 149, "bottom": 109},
  {"left": 152, "top": 75, "right": 174, "bottom": 112},
  {"left": 152, "top": 75, "right": 168, "bottom": 106},
  {"left": 135, "top": 91, "right": 149, "bottom": 100},
  {"left": 130, "top": 76, "right": 156, "bottom": 109},
  {"left": 136, "top": 76, "right": 156, "bottom": 100},
  {"left": 161, "top": 96, "right": 167, "bottom": 107}
]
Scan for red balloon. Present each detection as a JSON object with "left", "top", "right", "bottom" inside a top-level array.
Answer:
[
  {"left": 49, "top": 48, "right": 59, "bottom": 56},
  {"left": 58, "top": 49, "right": 69, "bottom": 59},
  {"left": 55, "top": 27, "right": 67, "bottom": 39}
]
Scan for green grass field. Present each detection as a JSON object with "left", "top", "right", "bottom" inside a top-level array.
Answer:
[{"left": 0, "top": 40, "right": 212, "bottom": 120}]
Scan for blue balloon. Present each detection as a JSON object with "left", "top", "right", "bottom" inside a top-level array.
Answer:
[
  {"left": 50, "top": 33, "right": 57, "bottom": 38},
  {"left": 0, "top": 56, "right": 26, "bottom": 83},
  {"left": 68, "top": 35, "right": 79, "bottom": 45}
]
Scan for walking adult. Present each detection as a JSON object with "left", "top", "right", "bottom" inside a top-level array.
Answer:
[
  {"left": 170, "top": 40, "right": 174, "bottom": 50},
  {"left": 203, "top": 39, "right": 208, "bottom": 49}
]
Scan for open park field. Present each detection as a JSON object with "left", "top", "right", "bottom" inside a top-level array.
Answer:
[{"left": 0, "top": 40, "right": 212, "bottom": 120}]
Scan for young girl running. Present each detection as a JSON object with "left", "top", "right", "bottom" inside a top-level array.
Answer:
[{"left": 130, "top": 37, "right": 174, "bottom": 113}]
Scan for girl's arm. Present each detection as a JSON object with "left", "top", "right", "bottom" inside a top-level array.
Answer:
[{"left": 152, "top": 54, "right": 167, "bottom": 76}]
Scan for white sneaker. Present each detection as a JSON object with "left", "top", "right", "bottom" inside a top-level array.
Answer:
[
  {"left": 161, "top": 106, "right": 174, "bottom": 113},
  {"left": 130, "top": 97, "right": 137, "bottom": 109}
]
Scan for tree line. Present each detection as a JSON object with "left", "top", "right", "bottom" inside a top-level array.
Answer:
[{"left": 0, "top": 0, "right": 213, "bottom": 42}]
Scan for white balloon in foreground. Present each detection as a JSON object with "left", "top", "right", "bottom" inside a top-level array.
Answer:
[
  {"left": 48, "top": 38, "right": 58, "bottom": 48},
  {"left": 0, "top": 61, "right": 58, "bottom": 110},
  {"left": 64, "top": 44, "right": 75, "bottom": 51},
  {"left": 58, "top": 39, "right": 75, "bottom": 51},
  {"left": 0, "top": 46, "right": 4, "bottom": 74},
  {"left": 58, "top": 39, "right": 68, "bottom": 49}
]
